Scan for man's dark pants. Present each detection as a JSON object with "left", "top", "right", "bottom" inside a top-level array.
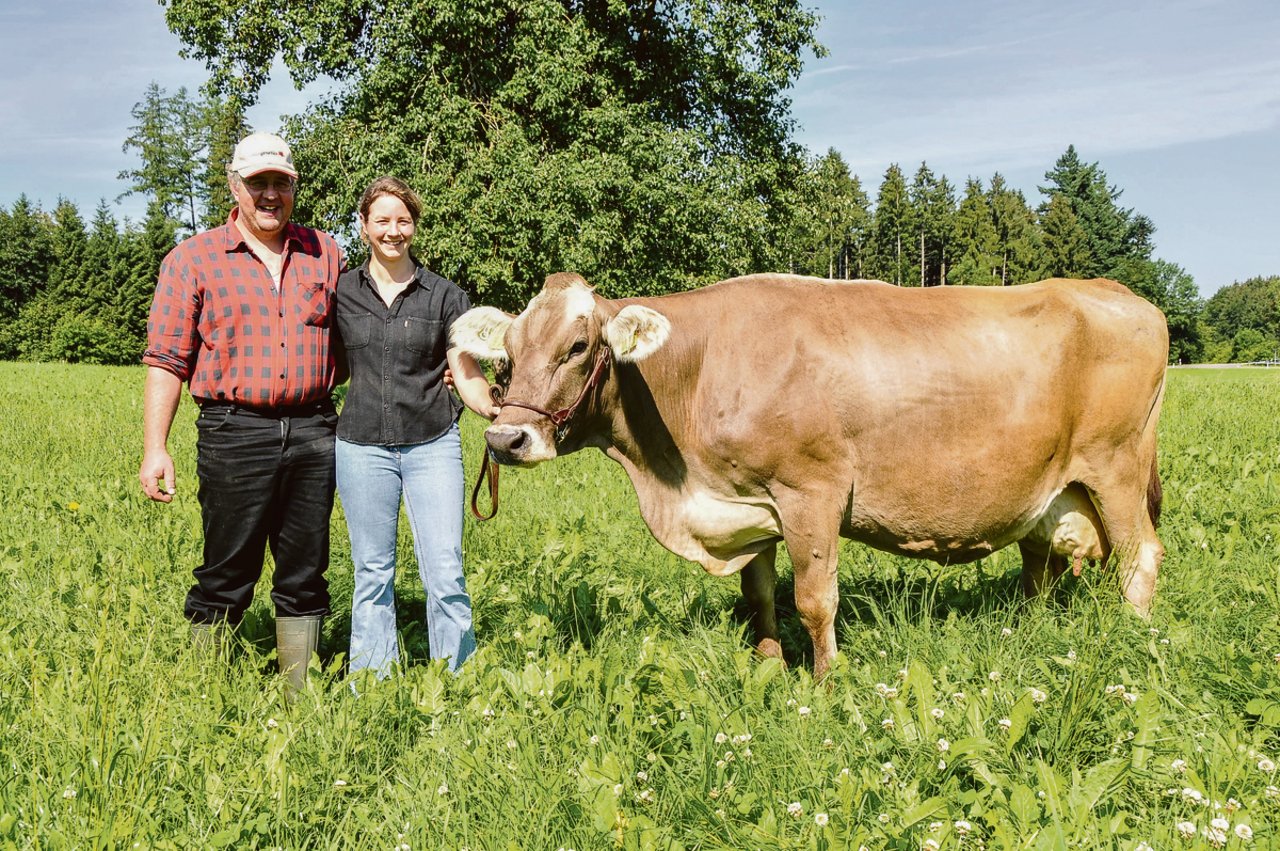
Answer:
[{"left": 185, "top": 403, "right": 337, "bottom": 625}]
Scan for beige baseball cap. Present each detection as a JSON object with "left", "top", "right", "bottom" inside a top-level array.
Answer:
[{"left": 230, "top": 132, "right": 299, "bottom": 179}]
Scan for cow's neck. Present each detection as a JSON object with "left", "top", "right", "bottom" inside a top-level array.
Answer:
[
  {"left": 595, "top": 302, "right": 779, "bottom": 575},
  {"left": 599, "top": 299, "right": 705, "bottom": 490}
]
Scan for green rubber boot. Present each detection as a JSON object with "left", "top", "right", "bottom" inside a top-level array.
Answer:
[
  {"left": 276, "top": 616, "right": 322, "bottom": 700},
  {"left": 190, "top": 621, "right": 229, "bottom": 661}
]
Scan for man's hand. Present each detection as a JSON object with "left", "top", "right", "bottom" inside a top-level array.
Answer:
[
  {"left": 443, "top": 367, "right": 456, "bottom": 391},
  {"left": 141, "top": 366, "right": 183, "bottom": 503},
  {"left": 139, "top": 449, "right": 176, "bottom": 503}
]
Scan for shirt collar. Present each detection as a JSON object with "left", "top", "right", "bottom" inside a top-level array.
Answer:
[{"left": 358, "top": 259, "right": 432, "bottom": 293}]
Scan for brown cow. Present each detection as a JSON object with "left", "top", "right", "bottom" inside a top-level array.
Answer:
[{"left": 451, "top": 273, "right": 1167, "bottom": 677}]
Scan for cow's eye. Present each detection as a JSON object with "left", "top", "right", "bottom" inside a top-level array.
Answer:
[{"left": 568, "top": 340, "right": 588, "bottom": 358}]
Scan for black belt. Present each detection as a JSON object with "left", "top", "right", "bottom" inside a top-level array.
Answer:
[{"left": 197, "top": 399, "right": 334, "bottom": 419}]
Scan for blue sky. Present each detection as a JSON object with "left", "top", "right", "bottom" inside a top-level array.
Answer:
[{"left": 2, "top": 0, "right": 1277, "bottom": 296}]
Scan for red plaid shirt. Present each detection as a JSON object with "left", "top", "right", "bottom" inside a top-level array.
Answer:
[{"left": 143, "top": 209, "right": 344, "bottom": 407}]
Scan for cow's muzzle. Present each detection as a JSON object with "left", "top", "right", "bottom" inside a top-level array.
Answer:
[{"left": 484, "top": 423, "right": 555, "bottom": 466}]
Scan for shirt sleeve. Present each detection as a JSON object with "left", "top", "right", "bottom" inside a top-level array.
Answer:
[
  {"left": 441, "top": 282, "right": 473, "bottom": 338},
  {"left": 140, "top": 244, "right": 201, "bottom": 380}
]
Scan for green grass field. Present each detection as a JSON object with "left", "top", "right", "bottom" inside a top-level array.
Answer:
[{"left": 1, "top": 363, "right": 1278, "bottom": 849}]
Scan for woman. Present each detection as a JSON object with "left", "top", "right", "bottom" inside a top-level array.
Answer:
[{"left": 334, "top": 176, "right": 497, "bottom": 677}]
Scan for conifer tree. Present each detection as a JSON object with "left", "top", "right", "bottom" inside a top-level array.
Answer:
[
  {"left": 906, "top": 163, "right": 958, "bottom": 286},
  {"left": 869, "top": 164, "right": 912, "bottom": 285},
  {"left": 78, "top": 202, "right": 124, "bottom": 313},
  {"left": 949, "top": 178, "right": 1000, "bottom": 285},
  {"left": 0, "top": 196, "right": 55, "bottom": 322},
  {"left": 1038, "top": 145, "right": 1151, "bottom": 278},
  {"left": 0, "top": 200, "right": 58, "bottom": 358},
  {"left": 119, "top": 84, "right": 207, "bottom": 234},
  {"left": 47, "top": 199, "right": 89, "bottom": 299},
  {"left": 201, "top": 96, "right": 248, "bottom": 229},
  {"left": 128, "top": 202, "right": 178, "bottom": 342},
  {"left": 909, "top": 163, "right": 937, "bottom": 287},
  {"left": 1039, "top": 194, "right": 1089, "bottom": 278},
  {"left": 791, "top": 149, "right": 870, "bottom": 278},
  {"left": 988, "top": 174, "right": 1041, "bottom": 285}
]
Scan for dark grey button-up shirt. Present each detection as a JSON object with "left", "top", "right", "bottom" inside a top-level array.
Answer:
[{"left": 334, "top": 262, "right": 471, "bottom": 445}]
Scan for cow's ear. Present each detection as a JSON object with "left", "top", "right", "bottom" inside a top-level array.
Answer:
[
  {"left": 605, "top": 305, "right": 670, "bottom": 363},
  {"left": 450, "top": 307, "right": 513, "bottom": 362}
]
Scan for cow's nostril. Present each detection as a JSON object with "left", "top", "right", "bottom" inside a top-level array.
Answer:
[{"left": 486, "top": 426, "right": 527, "bottom": 460}]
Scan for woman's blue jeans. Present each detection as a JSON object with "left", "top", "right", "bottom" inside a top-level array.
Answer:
[{"left": 336, "top": 424, "right": 475, "bottom": 675}]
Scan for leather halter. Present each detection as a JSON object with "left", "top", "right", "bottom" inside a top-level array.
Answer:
[
  {"left": 498, "top": 346, "right": 612, "bottom": 440},
  {"left": 469, "top": 346, "right": 612, "bottom": 521}
]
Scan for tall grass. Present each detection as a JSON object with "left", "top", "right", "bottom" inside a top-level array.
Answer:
[{"left": 0, "top": 363, "right": 1277, "bottom": 849}]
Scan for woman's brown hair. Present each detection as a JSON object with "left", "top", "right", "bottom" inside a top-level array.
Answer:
[{"left": 358, "top": 176, "right": 423, "bottom": 224}]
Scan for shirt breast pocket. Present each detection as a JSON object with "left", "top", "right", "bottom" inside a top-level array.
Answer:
[
  {"left": 299, "top": 284, "right": 333, "bottom": 327},
  {"left": 403, "top": 317, "right": 443, "bottom": 358},
  {"left": 339, "top": 312, "right": 373, "bottom": 349}
]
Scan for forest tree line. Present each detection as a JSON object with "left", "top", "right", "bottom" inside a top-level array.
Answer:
[{"left": 1, "top": 0, "right": 1275, "bottom": 366}]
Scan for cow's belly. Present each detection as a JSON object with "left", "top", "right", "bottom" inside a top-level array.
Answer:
[
  {"left": 842, "top": 482, "right": 1096, "bottom": 565},
  {"left": 842, "top": 524, "right": 1006, "bottom": 564},
  {"left": 645, "top": 489, "right": 783, "bottom": 577}
]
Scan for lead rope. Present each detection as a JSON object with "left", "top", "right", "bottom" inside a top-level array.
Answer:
[
  {"left": 468, "top": 349, "right": 612, "bottom": 521},
  {"left": 470, "top": 444, "right": 500, "bottom": 521},
  {"left": 470, "top": 383, "right": 504, "bottom": 521}
]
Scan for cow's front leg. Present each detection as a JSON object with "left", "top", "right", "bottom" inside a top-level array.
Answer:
[
  {"left": 780, "top": 506, "right": 842, "bottom": 679},
  {"left": 740, "top": 544, "right": 782, "bottom": 661}
]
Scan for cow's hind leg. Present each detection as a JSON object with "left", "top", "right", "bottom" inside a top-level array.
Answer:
[
  {"left": 1087, "top": 471, "right": 1163, "bottom": 616},
  {"left": 1017, "top": 541, "right": 1069, "bottom": 598},
  {"left": 740, "top": 544, "right": 783, "bottom": 661}
]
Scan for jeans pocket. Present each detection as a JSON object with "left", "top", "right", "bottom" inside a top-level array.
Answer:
[{"left": 196, "top": 407, "right": 232, "bottom": 433}]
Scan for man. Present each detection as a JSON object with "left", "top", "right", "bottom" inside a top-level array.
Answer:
[{"left": 138, "top": 132, "right": 345, "bottom": 696}]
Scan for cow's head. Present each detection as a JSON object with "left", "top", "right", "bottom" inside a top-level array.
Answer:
[{"left": 451, "top": 272, "right": 670, "bottom": 465}]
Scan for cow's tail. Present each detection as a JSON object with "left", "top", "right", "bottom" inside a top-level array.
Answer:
[
  {"left": 1146, "top": 457, "right": 1162, "bottom": 528},
  {"left": 1143, "top": 370, "right": 1166, "bottom": 530}
]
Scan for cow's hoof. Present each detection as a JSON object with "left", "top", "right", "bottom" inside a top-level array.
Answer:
[
  {"left": 1124, "top": 599, "right": 1152, "bottom": 619},
  {"left": 755, "top": 638, "right": 784, "bottom": 662}
]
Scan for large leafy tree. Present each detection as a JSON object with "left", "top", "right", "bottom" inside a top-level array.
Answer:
[
  {"left": 1117, "top": 257, "right": 1205, "bottom": 363},
  {"left": 162, "top": 0, "right": 824, "bottom": 307},
  {"left": 1201, "top": 275, "right": 1280, "bottom": 349},
  {"left": 1149, "top": 260, "right": 1204, "bottom": 364}
]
